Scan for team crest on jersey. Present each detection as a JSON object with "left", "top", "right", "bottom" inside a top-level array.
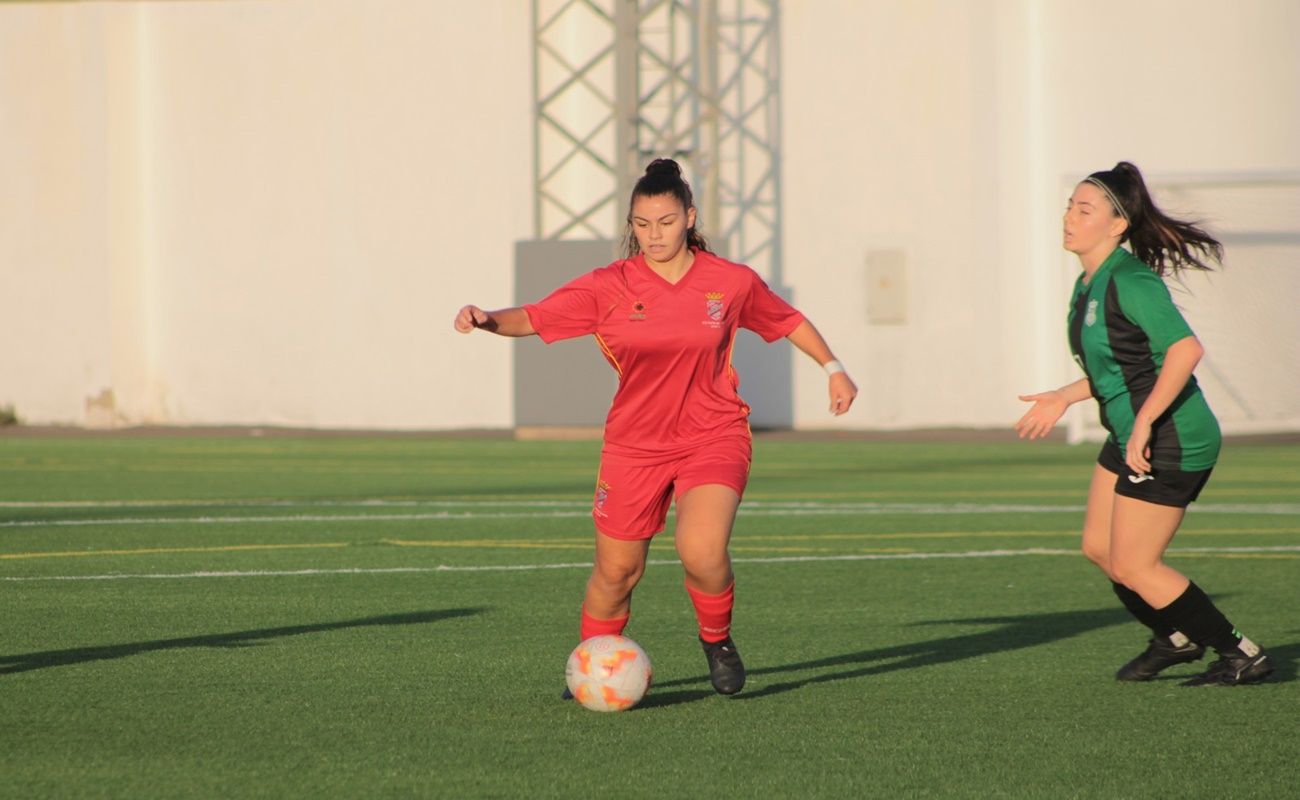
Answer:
[
  {"left": 629, "top": 300, "right": 647, "bottom": 321},
  {"left": 593, "top": 481, "right": 611, "bottom": 517},
  {"left": 704, "top": 292, "right": 725, "bottom": 327},
  {"left": 1085, "top": 298, "right": 1098, "bottom": 327}
]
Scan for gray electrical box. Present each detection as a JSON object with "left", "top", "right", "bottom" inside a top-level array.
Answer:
[
  {"left": 731, "top": 291, "right": 794, "bottom": 431},
  {"left": 514, "top": 240, "right": 621, "bottom": 430}
]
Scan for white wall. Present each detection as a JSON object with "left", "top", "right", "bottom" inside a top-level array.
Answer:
[
  {"left": 1042, "top": 1, "right": 1300, "bottom": 437},
  {"left": 783, "top": 0, "right": 1013, "bottom": 429},
  {"left": 3, "top": 1, "right": 1297, "bottom": 431},
  {"left": 1, "top": 0, "right": 531, "bottom": 429},
  {"left": 781, "top": 0, "right": 1300, "bottom": 430},
  {"left": 1, "top": 5, "right": 122, "bottom": 424}
]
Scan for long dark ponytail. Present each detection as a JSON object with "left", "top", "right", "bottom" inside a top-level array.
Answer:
[
  {"left": 621, "top": 158, "right": 710, "bottom": 258},
  {"left": 1086, "top": 161, "right": 1223, "bottom": 277}
]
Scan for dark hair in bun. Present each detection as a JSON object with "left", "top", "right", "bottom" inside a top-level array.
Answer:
[{"left": 622, "top": 158, "right": 710, "bottom": 258}]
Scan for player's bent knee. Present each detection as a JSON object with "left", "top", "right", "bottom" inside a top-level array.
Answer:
[
  {"left": 681, "top": 565, "right": 730, "bottom": 590},
  {"left": 679, "top": 551, "right": 730, "bottom": 579},
  {"left": 1080, "top": 539, "right": 1110, "bottom": 569},
  {"left": 1107, "top": 559, "right": 1153, "bottom": 590},
  {"left": 591, "top": 561, "right": 644, "bottom": 594}
]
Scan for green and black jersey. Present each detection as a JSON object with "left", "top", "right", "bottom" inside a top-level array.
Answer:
[{"left": 1067, "top": 247, "right": 1220, "bottom": 471}]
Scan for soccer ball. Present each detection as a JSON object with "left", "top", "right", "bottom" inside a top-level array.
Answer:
[{"left": 565, "top": 635, "right": 653, "bottom": 712}]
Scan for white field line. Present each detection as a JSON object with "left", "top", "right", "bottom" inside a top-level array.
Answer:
[
  {"left": 4, "top": 545, "right": 1300, "bottom": 582},
  {"left": 3, "top": 497, "right": 1298, "bottom": 513},
  {"left": 0, "top": 499, "right": 590, "bottom": 510},
  {"left": 0, "top": 512, "right": 593, "bottom": 528},
  {"left": 3, "top": 501, "right": 1299, "bottom": 529}
]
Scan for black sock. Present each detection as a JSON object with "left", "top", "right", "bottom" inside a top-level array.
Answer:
[
  {"left": 1156, "top": 582, "right": 1241, "bottom": 654},
  {"left": 1111, "top": 581, "right": 1176, "bottom": 638}
]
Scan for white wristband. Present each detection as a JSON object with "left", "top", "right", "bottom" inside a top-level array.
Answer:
[{"left": 822, "top": 359, "right": 845, "bottom": 376}]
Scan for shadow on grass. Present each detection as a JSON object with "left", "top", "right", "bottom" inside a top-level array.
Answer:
[
  {"left": 652, "top": 606, "right": 1133, "bottom": 700},
  {"left": 1262, "top": 639, "right": 1300, "bottom": 684},
  {"left": 0, "top": 608, "right": 484, "bottom": 675},
  {"left": 636, "top": 688, "right": 715, "bottom": 709}
]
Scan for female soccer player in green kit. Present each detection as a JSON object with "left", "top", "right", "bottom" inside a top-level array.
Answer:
[{"left": 1016, "top": 161, "right": 1272, "bottom": 686}]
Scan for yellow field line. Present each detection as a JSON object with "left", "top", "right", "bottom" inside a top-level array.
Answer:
[
  {"left": 1166, "top": 528, "right": 1300, "bottom": 535},
  {"left": 731, "top": 546, "right": 915, "bottom": 554},
  {"left": 382, "top": 528, "right": 1298, "bottom": 551},
  {"left": 744, "top": 489, "right": 1296, "bottom": 499},
  {"left": 741, "top": 531, "right": 1071, "bottom": 541},
  {"left": 1167, "top": 553, "right": 1300, "bottom": 560},
  {"left": 739, "top": 528, "right": 1298, "bottom": 542},
  {"left": 383, "top": 538, "right": 590, "bottom": 550},
  {"left": 0, "top": 543, "right": 349, "bottom": 560}
]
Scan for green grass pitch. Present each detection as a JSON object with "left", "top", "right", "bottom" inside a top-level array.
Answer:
[{"left": 2, "top": 433, "right": 1297, "bottom": 798}]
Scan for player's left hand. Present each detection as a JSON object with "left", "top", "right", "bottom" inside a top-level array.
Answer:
[
  {"left": 829, "top": 372, "right": 858, "bottom": 416},
  {"left": 1126, "top": 419, "right": 1153, "bottom": 475}
]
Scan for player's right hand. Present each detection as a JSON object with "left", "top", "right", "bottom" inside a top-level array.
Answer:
[
  {"left": 1014, "top": 391, "right": 1067, "bottom": 440},
  {"left": 454, "top": 305, "right": 490, "bottom": 333}
]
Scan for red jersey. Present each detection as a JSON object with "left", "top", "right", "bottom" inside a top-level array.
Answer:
[{"left": 523, "top": 250, "right": 805, "bottom": 459}]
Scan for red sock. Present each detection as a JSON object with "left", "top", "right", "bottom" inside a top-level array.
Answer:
[
  {"left": 580, "top": 606, "right": 629, "bottom": 642},
  {"left": 686, "top": 581, "right": 734, "bottom": 643}
]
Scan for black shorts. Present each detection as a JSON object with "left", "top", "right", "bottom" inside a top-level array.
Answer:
[{"left": 1097, "top": 439, "right": 1212, "bottom": 508}]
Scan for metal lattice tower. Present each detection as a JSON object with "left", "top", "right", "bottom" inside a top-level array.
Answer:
[{"left": 532, "top": 0, "right": 782, "bottom": 281}]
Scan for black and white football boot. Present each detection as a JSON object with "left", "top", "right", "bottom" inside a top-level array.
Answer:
[
  {"left": 701, "top": 636, "right": 746, "bottom": 695},
  {"left": 1115, "top": 636, "right": 1206, "bottom": 682},
  {"left": 1180, "top": 648, "right": 1274, "bottom": 687}
]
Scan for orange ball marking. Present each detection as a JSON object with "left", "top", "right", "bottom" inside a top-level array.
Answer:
[
  {"left": 599, "top": 649, "right": 639, "bottom": 677},
  {"left": 601, "top": 686, "right": 634, "bottom": 711},
  {"left": 575, "top": 649, "right": 592, "bottom": 676}
]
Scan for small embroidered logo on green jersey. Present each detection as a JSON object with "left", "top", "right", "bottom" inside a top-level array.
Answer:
[{"left": 1085, "top": 298, "right": 1099, "bottom": 327}]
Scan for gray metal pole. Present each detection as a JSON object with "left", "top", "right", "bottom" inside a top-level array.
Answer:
[
  {"left": 614, "top": 0, "right": 641, "bottom": 236},
  {"left": 697, "top": 0, "right": 721, "bottom": 244}
]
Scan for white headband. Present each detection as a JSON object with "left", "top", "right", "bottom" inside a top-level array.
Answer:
[{"left": 1084, "top": 177, "right": 1129, "bottom": 223}]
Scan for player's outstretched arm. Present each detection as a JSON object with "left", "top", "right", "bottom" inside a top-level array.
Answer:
[
  {"left": 1014, "top": 378, "right": 1091, "bottom": 440},
  {"left": 785, "top": 319, "right": 858, "bottom": 416},
  {"left": 453, "top": 305, "right": 536, "bottom": 337}
]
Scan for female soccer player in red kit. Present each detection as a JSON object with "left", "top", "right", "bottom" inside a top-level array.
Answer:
[{"left": 455, "top": 159, "right": 857, "bottom": 696}]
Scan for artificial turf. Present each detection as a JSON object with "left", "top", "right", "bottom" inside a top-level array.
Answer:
[{"left": 2, "top": 433, "right": 1297, "bottom": 798}]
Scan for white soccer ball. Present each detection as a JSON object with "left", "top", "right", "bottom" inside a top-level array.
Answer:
[{"left": 565, "top": 634, "right": 653, "bottom": 712}]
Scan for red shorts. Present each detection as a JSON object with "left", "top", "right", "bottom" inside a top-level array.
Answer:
[{"left": 591, "top": 435, "right": 753, "bottom": 540}]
